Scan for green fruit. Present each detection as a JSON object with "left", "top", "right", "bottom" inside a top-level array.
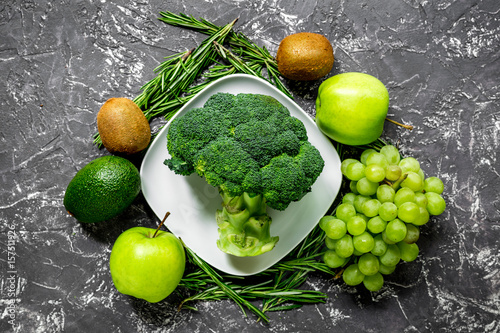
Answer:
[
  {"left": 109, "top": 227, "right": 186, "bottom": 303},
  {"left": 64, "top": 156, "right": 141, "bottom": 223},
  {"left": 315, "top": 72, "right": 389, "bottom": 146}
]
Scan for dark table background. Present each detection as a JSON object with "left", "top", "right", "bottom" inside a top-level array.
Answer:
[{"left": 1, "top": 0, "right": 499, "bottom": 332}]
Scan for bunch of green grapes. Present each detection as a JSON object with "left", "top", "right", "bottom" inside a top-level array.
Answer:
[{"left": 319, "top": 145, "right": 446, "bottom": 291}]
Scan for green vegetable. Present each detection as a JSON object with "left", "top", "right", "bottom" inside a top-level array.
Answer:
[{"left": 164, "top": 92, "right": 325, "bottom": 257}]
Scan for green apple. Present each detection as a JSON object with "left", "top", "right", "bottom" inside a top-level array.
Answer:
[
  {"left": 315, "top": 72, "right": 389, "bottom": 146},
  {"left": 109, "top": 227, "right": 185, "bottom": 303}
]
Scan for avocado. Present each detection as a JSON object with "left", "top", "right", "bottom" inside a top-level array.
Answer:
[
  {"left": 64, "top": 156, "right": 141, "bottom": 223},
  {"left": 97, "top": 97, "right": 151, "bottom": 155},
  {"left": 276, "top": 32, "right": 334, "bottom": 81}
]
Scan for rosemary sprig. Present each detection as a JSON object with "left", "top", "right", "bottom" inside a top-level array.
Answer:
[
  {"left": 212, "top": 41, "right": 264, "bottom": 79},
  {"left": 92, "top": 17, "right": 237, "bottom": 146},
  {"left": 158, "top": 11, "right": 292, "bottom": 98},
  {"left": 177, "top": 222, "right": 334, "bottom": 322},
  {"left": 139, "top": 18, "right": 237, "bottom": 118},
  {"left": 93, "top": 12, "right": 293, "bottom": 147},
  {"left": 180, "top": 242, "right": 270, "bottom": 323}
]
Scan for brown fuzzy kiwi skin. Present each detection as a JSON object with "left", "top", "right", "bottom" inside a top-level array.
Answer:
[
  {"left": 276, "top": 32, "right": 334, "bottom": 81},
  {"left": 97, "top": 97, "right": 151, "bottom": 155}
]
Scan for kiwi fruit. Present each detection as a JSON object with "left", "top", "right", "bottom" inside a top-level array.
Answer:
[
  {"left": 276, "top": 32, "right": 334, "bottom": 81},
  {"left": 97, "top": 97, "right": 151, "bottom": 155}
]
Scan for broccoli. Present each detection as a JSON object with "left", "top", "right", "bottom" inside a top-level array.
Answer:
[{"left": 164, "top": 92, "right": 325, "bottom": 257}]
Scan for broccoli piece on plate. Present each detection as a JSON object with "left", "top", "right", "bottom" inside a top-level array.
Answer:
[{"left": 164, "top": 92, "right": 325, "bottom": 257}]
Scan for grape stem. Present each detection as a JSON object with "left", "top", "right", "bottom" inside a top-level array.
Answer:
[
  {"left": 391, "top": 173, "right": 409, "bottom": 189},
  {"left": 334, "top": 268, "right": 345, "bottom": 279},
  {"left": 385, "top": 117, "right": 414, "bottom": 130}
]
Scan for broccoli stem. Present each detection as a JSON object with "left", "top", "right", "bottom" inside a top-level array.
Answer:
[{"left": 216, "top": 191, "right": 279, "bottom": 257}]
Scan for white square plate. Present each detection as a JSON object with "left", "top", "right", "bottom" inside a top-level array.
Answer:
[{"left": 140, "top": 74, "right": 342, "bottom": 276}]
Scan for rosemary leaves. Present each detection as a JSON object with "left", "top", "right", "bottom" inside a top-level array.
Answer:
[{"left": 93, "top": 12, "right": 291, "bottom": 147}]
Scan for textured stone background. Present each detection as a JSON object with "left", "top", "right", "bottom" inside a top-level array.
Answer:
[{"left": 1, "top": 0, "right": 499, "bottom": 332}]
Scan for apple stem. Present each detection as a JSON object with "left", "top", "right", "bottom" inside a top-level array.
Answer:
[
  {"left": 385, "top": 117, "right": 414, "bottom": 130},
  {"left": 153, "top": 211, "right": 170, "bottom": 238}
]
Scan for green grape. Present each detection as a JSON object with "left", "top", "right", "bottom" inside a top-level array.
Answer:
[
  {"left": 341, "top": 158, "right": 359, "bottom": 176},
  {"left": 356, "top": 213, "right": 369, "bottom": 222},
  {"left": 342, "top": 192, "right": 357, "bottom": 205},
  {"left": 381, "top": 230, "right": 396, "bottom": 244},
  {"left": 379, "top": 202, "right": 398, "bottom": 222},
  {"left": 371, "top": 234, "right": 388, "bottom": 256},
  {"left": 353, "top": 195, "right": 370, "bottom": 213},
  {"left": 363, "top": 272, "right": 384, "bottom": 291},
  {"left": 323, "top": 250, "right": 348, "bottom": 268},
  {"left": 385, "top": 218, "right": 407, "bottom": 243},
  {"left": 345, "top": 162, "right": 366, "bottom": 181},
  {"left": 366, "top": 152, "right": 389, "bottom": 169},
  {"left": 418, "top": 168, "right": 425, "bottom": 180},
  {"left": 414, "top": 192, "right": 428, "bottom": 207},
  {"left": 336, "top": 203, "right": 357, "bottom": 223},
  {"left": 347, "top": 216, "right": 367, "bottom": 236},
  {"left": 342, "top": 263, "right": 365, "bottom": 286},
  {"left": 336, "top": 234, "right": 354, "bottom": 258},
  {"left": 362, "top": 199, "right": 382, "bottom": 218},
  {"left": 376, "top": 184, "right": 395, "bottom": 203},
  {"left": 358, "top": 253, "right": 379, "bottom": 276},
  {"left": 365, "top": 164, "right": 386, "bottom": 182},
  {"left": 385, "top": 164, "right": 402, "bottom": 182},
  {"left": 424, "top": 176, "right": 444, "bottom": 194},
  {"left": 403, "top": 224, "right": 420, "bottom": 244},
  {"left": 401, "top": 171, "right": 424, "bottom": 192},
  {"left": 399, "top": 157, "right": 420, "bottom": 173},
  {"left": 378, "top": 262, "right": 396, "bottom": 275},
  {"left": 397, "top": 241, "right": 419, "bottom": 262},
  {"left": 394, "top": 187, "right": 416, "bottom": 207},
  {"left": 412, "top": 206, "right": 430, "bottom": 226},
  {"left": 397, "top": 202, "right": 420, "bottom": 223},
  {"left": 367, "top": 216, "right": 387, "bottom": 234},
  {"left": 356, "top": 177, "right": 379, "bottom": 196},
  {"left": 379, "top": 145, "right": 401, "bottom": 165},
  {"left": 353, "top": 248, "right": 364, "bottom": 256},
  {"left": 349, "top": 180, "right": 359, "bottom": 194},
  {"left": 353, "top": 231, "right": 375, "bottom": 253},
  {"left": 324, "top": 218, "right": 347, "bottom": 240},
  {"left": 379, "top": 244, "right": 401, "bottom": 266},
  {"left": 360, "top": 149, "right": 377, "bottom": 165},
  {"left": 319, "top": 215, "right": 333, "bottom": 230},
  {"left": 425, "top": 192, "right": 446, "bottom": 215},
  {"left": 325, "top": 236, "right": 337, "bottom": 250}
]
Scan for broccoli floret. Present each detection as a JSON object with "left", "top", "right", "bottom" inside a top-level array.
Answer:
[
  {"left": 296, "top": 141, "right": 325, "bottom": 183},
  {"left": 261, "top": 141, "right": 325, "bottom": 211},
  {"left": 164, "top": 92, "right": 325, "bottom": 257},
  {"left": 166, "top": 106, "right": 231, "bottom": 175},
  {"left": 234, "top": 120, "right": 301, "bottom": 166},
  {"left": 203, "top": 92, "right": 235, "bottom": 112},
  {"left": 193, "top": 137, "right": 260, "bottom": 196},
  {"left": 232, "top": 93, "right": 290, "bottom": 121}
]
